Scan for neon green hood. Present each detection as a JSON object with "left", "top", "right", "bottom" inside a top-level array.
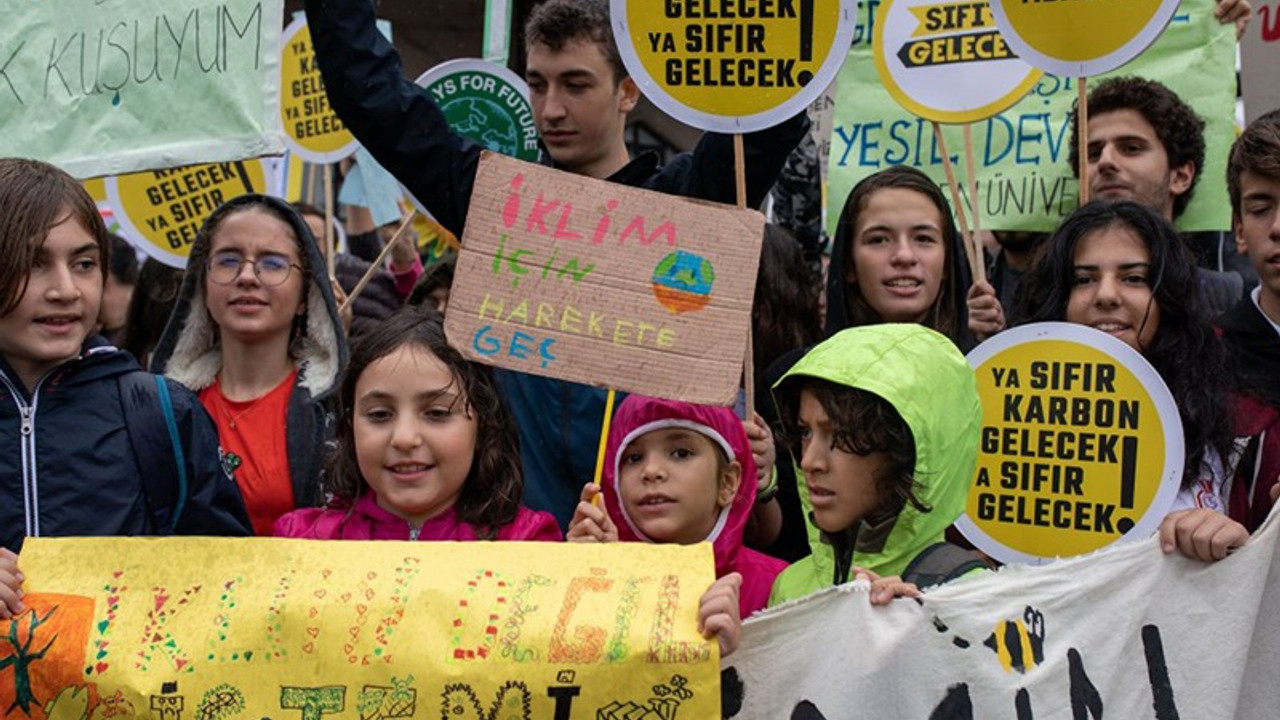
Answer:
[{"left": 769, "top": 324, "right": 981, "bottom": 605}]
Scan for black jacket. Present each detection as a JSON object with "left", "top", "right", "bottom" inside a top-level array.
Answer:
[
  {"left": 303, "top": 0, "right": 808, "bottom": 528},
  {"left": 1, "top": 339, "right": 251, "bottom": 552}
]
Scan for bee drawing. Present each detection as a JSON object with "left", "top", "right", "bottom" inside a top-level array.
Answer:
[{"left": 983, "top": 606, "right": 1046, "bottom": 674}]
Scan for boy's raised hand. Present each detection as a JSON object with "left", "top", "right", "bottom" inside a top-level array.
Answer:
[
  {"left": 698, "top": 572, "right": 742, "bottom": 658},
  {"left": 744, "top": 413, "right": 776, "bottom": 491},
  {"left": 853, "top": 567, "right": 921, "bottom": 605},
  {"left": 1159, "top": 508, "right": 1249, "bottom": 562},
  {"left": 0, "top": 548, "right": 24, "bottom": 619},
  {"left": 567, "top": 483, "right": 618, "bottom": 543}
]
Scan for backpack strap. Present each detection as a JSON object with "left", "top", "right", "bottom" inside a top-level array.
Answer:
[
  {"left": 119, "top": 372, "right": 188, "bottom": 534},
  {"left": 901, "top": 542, "right": 988, "bottom": 590}
]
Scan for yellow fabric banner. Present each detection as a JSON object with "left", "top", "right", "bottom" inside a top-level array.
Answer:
[{"left": 4, "top": 538, "right": 717, "bottom": 720}]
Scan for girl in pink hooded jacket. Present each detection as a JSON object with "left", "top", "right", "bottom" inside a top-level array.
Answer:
[
  {"left": 568, "top": 395, "right": 788, "bottom": 618},
  {"left": 274, "top": 307, "right": 561, "bottom": 541}
]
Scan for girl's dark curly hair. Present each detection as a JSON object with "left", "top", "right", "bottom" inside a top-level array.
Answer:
[
  {"left": 776, "top": 379, "right": 930, "bottom": 525},
  {"left": 323, "top": 305, "right": 524, "bottom": 537},
  {"left": 1012, "top": 201, "right": 1233, "bottom": 488},
  {"left": 753, "top": 224, "right": 822, "bottom": 383},
  {"left": 836, "top": 165, "right": 960, "bottom": 339}
]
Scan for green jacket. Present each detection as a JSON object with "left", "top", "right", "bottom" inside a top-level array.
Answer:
[{"left": 768, "top": 324, "right": 981, "bottom": 605}]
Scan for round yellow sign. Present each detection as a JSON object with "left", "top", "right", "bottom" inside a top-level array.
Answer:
[
  {"left": 874, "top": 0, "right": 1041, "bottom": 124},
  {"left": 106, "top": 160, "right": 271, "bottom": 268},
  {"left": 611, "top": 0, "right": 858, "bottom": 132},
  {"left": 955, "top": 323, "right": 1183, "bottom": 565},
  {"left": 987, "top": 0, "right": 1179, "bottom": 77},
  {"left": 280, "top": 17, "right": 358, "bottom": 163}
]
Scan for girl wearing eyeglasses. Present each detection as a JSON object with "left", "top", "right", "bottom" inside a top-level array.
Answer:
[{"left": 152, "top": 194, "right": 349, "bottom": 535}]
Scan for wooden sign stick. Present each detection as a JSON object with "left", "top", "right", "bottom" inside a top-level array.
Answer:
[
  {"left": 932, "top": 122, "right": 979, "bottom": 282},
  {"left": 735, "top": 133, "right": 756, "bottom": 421},
  {"left": 1078, "top": 77, "right": 1090, "bottom": 205},
  {"left": 339, "top": 210, "right": 419, "bottom": 314},
  {"left": 962, "top": 123, "right": 988, "bottom": 285},
  {"left": 323, "top": 163, "right": 336, "bottom": 278}
]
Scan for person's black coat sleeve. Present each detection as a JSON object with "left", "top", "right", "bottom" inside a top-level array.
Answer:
[
  {"left": 659, "top": 112, "right": 810, "bottom": 208},
  {"left": 304, "top": 0, "right": 480, "bottom": 237}
]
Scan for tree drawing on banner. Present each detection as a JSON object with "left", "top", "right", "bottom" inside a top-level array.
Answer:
[
  {"left": 1, "top": 594, "right": 95, "bottom": 720},
  {"left": 2, "top": 605, "right": 60, "bottom": 714}
]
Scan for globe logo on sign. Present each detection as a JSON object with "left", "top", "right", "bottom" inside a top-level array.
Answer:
[
  {"left": 651, "top": 250, "right": 715, "bottom": 314},
  {"left": 442, "top": 97, "right": 521, "bottom": 157}
]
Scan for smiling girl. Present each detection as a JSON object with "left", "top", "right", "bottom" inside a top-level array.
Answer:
[
  {"left": 568, "top": 395, "right": 787, "bottom": 618},
  {"left": 824, "top": 165, "right": 966, "bottom": 347},
  {"left": 273, "top": 306, "right": 557, "bottom": 541},
  {"left": 1014, "top": 201, "right": 1246, "bottom": 560},
  {"left": 151, "top": 195, "right": 348, "bottom": 535}
]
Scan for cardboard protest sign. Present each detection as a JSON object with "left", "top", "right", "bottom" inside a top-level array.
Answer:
[
  {"left": 445, "top": 152, "right": 764, "bottom": 406},
  {"left": 610, "top": 0, "right": 859, "bottom": 133},
  {"left": 279, "top": 16, "right": 358, "bottom": 163},
  {"left": 874, "top": 0, "right": 1041, "bottom": 124},
  {"left": 828, "top": 0, "right": 1236, "bottom": 231},
  {"left": 1241, "top": 0, "right": 1280, "bottom": 123},
  {"left": 955, "top": 323, "right": 1183, "bottom": 565},
  {"left": 0, "top": 0, "right": 285, "bottom": 179},
  {"left": 107, "top": 160, "right": 272, "bottom": 268},
  {"left": 7, "top": 537, "right": 718, "bottom": 720},
  {"left": 724, "top": 508, "right": 1280, "bottom": 718},
  {"left": 988, "top": 0, "right": 1181, "bottom": 77}
]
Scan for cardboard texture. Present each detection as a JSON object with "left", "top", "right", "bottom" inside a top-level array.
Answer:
[
  {"left": 7, "top": 537, "right": 718, "bottom": 720},
  {"left": 445, "top": 152, "right": 765, "bottom": 406}
]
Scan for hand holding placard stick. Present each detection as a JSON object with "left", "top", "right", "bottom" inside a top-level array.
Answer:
[{"left": 339, "top": 210, "right": 420, "bottom": 315}]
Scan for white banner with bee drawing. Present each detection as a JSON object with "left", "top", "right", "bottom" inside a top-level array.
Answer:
[{"left": 723, "top": 509, "right": 1280, "bottom": 719}]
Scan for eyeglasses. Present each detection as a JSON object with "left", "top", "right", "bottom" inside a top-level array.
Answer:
[{"left": 207, "top": 252, "right": 303, "bottom": 287}]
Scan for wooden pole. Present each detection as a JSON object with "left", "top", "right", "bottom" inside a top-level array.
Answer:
[
  {"left": 932, "top": 122, "right": 979, "bottom": 282},
  {"left": 323, "top": 164, "right": 336, "bottom": 278},
  {"left": 735, "top": 133, "right": 755, "bottom": 421},
  {"left": 962, "top": 123, "right": 987, "bottom": 285},
  {"left": 1078, "top": 77, "right": 1090, "bottom": 206}
]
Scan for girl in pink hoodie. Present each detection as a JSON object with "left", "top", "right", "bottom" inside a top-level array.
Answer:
[
  {"left": 568, "top": 396, "right": 788, "bottom": 618},
  {"left": 274, "top": 307, "right": 561, "bottom": 541}
]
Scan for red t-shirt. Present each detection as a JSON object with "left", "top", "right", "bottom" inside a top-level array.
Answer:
[{"left": 200, "top": 370, "right": 298, "bottom": 536}]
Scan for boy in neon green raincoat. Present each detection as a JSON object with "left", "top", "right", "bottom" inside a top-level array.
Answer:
[{"left": 769, "top": 324, "right": 985, "bottom": 605}]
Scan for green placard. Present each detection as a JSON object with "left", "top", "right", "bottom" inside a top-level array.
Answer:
[
  {"left": 0, "top": 0, "right": 286, "bottom": 179},
  {"left": 416, "top": 59, "right": 538, "bottom": 163},
  {"left": 828, "top": 0, "right": 1235, "bottom": 232}
]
